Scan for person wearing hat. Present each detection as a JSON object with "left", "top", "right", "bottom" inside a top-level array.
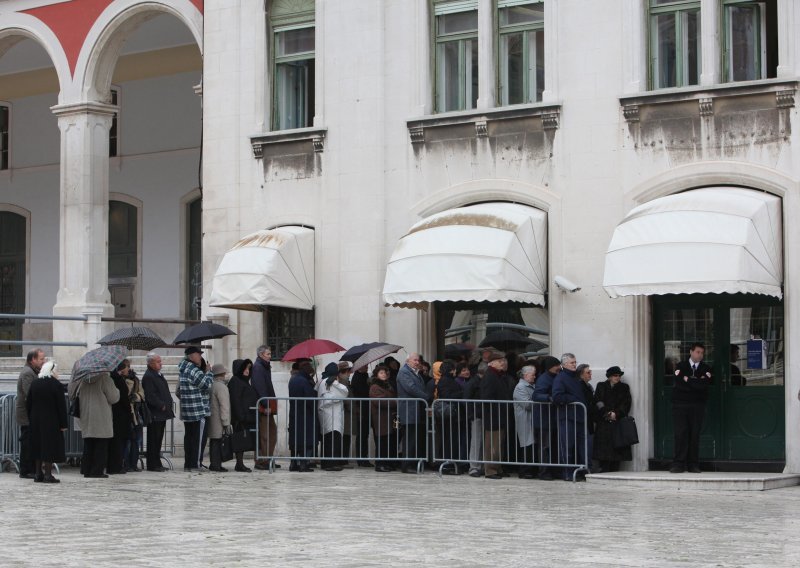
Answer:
[
  {"left": 532, "top": 355, "right": 561, "bottom": 480},
  {"left": 178, "top": 346, "right": 213, "bottom": 472},
  {"left": 317, "top": 362, "right": 348, "bottom": 471},
  {"left": 592, "top": 366, "right": 633, "bottom": 472},
  {"left": 480, "top": 351, "right": 511, "bottom": 479},
  {"left": 208, "top": 363, "right": 233, "bottom": 472}
]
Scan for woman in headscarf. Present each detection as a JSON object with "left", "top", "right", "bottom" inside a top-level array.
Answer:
[
  {"left": 227, "top": 359, "right": 259, "bottom": 472},
  {"left": 26, "top": 361, "right": 67, "bottom": 483},
  {"left": 317, "top": 362, "right": 348, "bottom": 472}
]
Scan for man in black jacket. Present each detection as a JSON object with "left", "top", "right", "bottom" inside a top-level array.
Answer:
[
  {"left": 252, "top": 345, "right": 278, "bottom": 470},
  {"left": 142, "top": 353, "right": 175, "bottom": 472},
  {"left": 480, "top": 352, "right": 510, "bottom": 479},
  {"left": 671, "top": 343, "right": 712, "bottom": 474}
]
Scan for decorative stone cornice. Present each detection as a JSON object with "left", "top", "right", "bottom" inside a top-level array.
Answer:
[
  {"left": 409, "top": 126, "right": 425, "bottom": 145},
  {"left": 698, "top": 97, "right": 714, "bottom": 116},
  {"left": 776, "top": 89, "right": 795, "bottom": 109},
  {"left": 622, "top": 104, "right": 640, "bottom": 122},
  {"left": 542, "top": 110, "right": 560, "bottom": 130},
  {"left": 51, "top": 101, "right": 118, "bottom": 118},
  {"left": 475, "top": 120, "right": 488, "bottom": 137},
  {"left": 250, "top": 126, "right": 328, "bottom": 159}
]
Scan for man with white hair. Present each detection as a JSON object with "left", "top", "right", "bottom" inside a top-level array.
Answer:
[
  {"left": 142, "top": 352, "right": 174, "bottom": 472},
  {"left": 396, "top": 352, "right": 430, "bottom": 473}
]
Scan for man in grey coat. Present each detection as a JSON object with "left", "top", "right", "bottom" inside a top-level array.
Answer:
[
  {"left": 16, "top": 348, "right": 45, "bottom": 478},
  {"left": 396, "top": 352, "right": 429, "bottom": 473}
]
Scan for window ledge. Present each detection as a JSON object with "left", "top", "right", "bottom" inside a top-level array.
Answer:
[
  {"left": 620, "top": 79, "right": 798, "bottom": 122},
  {"left": 250, "top": 126, "right": 327, "bottom": 158},
  {"left": 406, "top": 102, "right": 562, "bottom": 144}
]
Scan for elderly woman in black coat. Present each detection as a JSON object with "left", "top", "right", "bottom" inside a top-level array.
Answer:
[
  {"left": 593, "top": 366, "right": 633, "bottom": 472},
  {"left": 26, "top": 361, "right": 68, "bottom": 483},
  {"left": 228, "top": 359, "right": 259, "bottom": 472}
]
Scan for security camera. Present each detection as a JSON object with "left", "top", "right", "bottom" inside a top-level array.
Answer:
[{"left": 554, "top": 275, "right": 581, "bottom": 293}]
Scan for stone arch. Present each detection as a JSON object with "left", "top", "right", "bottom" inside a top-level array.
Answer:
[
  {"left": 0, "top": 12, "right": 72, "bottom": 103},
  {"left": 74, "top": 0, "right": 203, "bottom": 103}
]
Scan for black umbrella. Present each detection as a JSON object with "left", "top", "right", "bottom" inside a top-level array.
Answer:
[
  {"left": 174, "top": 321, "right": 236, "bottom": 345},
  {"left": 479, "top": 329, "right": 543, "bottom": 352},
  {"left": 98, "top": 326, "right": 167, "bottom": 351},
  {"left": 341, "top": 342, "right": 386, "bottom": 362},
  {"left": 444, "top": 342, "right": 475, "bottom": 358}
]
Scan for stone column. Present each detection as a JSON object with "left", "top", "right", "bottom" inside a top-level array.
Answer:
[
  {"left": 477, "top": 0, "right": 495, "bottom": 110},
  {"left": 50, "top": 102, "right": 117, "bottom": 368},
  {"left": 700, "top": 0, "right": 721, "bottom": 86}
]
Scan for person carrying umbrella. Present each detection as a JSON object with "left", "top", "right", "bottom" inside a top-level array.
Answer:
[{"left": 178, "top": 346, "right": 213, "bottom": 472}]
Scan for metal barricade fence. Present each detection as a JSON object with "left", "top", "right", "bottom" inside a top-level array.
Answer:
[
  {"left": 255, "top": 397, "right": 430, "bottom": 474},
  {"left": 0, "top": 394, "right": 20, "bottom": 473},
  {"left": 430, "top": 399, "right": 590, "bottom": 482}
]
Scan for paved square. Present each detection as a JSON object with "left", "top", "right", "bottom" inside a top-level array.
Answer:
[{"left": 2, "top": 467, "right": 799, "bottom": 567}]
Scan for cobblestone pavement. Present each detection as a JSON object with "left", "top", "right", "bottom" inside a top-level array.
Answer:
[{"left": 2, "top": 466, "right": 799, "bottom": 567}]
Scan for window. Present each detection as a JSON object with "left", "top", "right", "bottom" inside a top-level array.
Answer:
[
  {"left": 264, "top": 306, "right": 315, "bottom": 358},
  {"left": 109, "top": 89, "right": 119, "bottom": 157},
  {"left": 498, "top": 1, "right": 545, "bottom": 105},
  {"left": 108, "top": 200, "right": 137, "bottom": 279},
  {"left": 723, "top": 0, "right": 777, "bottom": 82},
  {"left": 270, "top": 0, "right": 315, "bottom": 131},
  {"left": 649, "top": 0, "right": 701, "bottom": 89},
  {"left": 185, "top": 197, "right": 202, "bottom": 320},
  {"left": 434, "top": 1, "right": 479, "bottom": 112},
  {"left": 0, "top": 105, "right": 8, "bottom": 170}
]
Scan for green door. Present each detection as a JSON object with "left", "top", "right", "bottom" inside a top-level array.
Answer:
[{"left": 654, "top": 295, "right": 785, "bottom": 462}]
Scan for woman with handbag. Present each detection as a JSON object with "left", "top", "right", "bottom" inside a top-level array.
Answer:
[
  {"left": 593, "top": 366, "right": 633, "bottom": 472},
  {"left": 369, "top": 365, "right": 397, "bottom": 473},
  {"left": 208, "top": 364, "right": 233, "bottom": 472},
  {"left": 228, "top": 359, "right": 259, "bottom": 472}
]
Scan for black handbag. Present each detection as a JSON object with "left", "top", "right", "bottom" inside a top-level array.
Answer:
[
  {"left": 220, "top": 434, "right": 234, "bottom": 462},
  {"left": 136, "top": 402, "right": 153, "bottom": 426},
  {"left": 69, "top": 396, "right": 80, "bottom": 419},
  {"left": 612, "top": 416, "right": 639, "bottom": 449},
  {"left": 231, "top": 429, "right": 255, "bottom": 453}
]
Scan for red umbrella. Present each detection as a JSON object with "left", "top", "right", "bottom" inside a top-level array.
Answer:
[{"left": 282, "top": 338, "right": 346, "bottom": 362}]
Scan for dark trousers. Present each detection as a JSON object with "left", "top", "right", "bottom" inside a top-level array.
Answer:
[
  {"left": 107, "top": 431, "right": 127, "bottom": 473},
  {"left": 401, "top": 423, "right": 425, "bottom": 469},
  {"left": 356, "top": 413, "right": 371, "bottom": 462},
  {"left": 184, "top": 420, "right": 201, "bottom": 469},
  {"left": 321, "top": 431, "right": 342, "bottom": 466},
  {"left": 126, "top": 425, "right": 143, "bottom": 470},
  {"left": 519, "top": 444, "right": 537, "bottom": 476},
  {"left": 199, "top": 417, "right": 209, "bottom": 466},
  {"left": 146, "top": 420, "right": 166, "bottom": 470},
  {"left": 18, "top": 425, "right": 36, "bottom": 476},
  {"left": 558, "top": 419, "right": 586, "bottom": 480},
  {"left": 672, "top": 402, "right": 705, "bottom": 468},
  {"left": 341, "top": 434, "right": 351, "bottom": 465},
  {"left": 81, "top": 437, "right": 109, "bottom": 476},
  {"left": 209, "top": 438, "right": 222, "bottom": 470}
]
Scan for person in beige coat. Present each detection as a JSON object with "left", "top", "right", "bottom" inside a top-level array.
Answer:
[
  {"left": 68, "top": 371, "right": 120, "bottom": 478},
  {"left": 208, "top": 364, "right": 232, "bottom": 472}
]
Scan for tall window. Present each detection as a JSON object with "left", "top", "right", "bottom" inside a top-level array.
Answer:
[
  {"left": 498, "top": 1, "right": 545, "bottom": 105},
  {"left": 723, "top": 0, "right": 777, "bottom": 82},
  {"left": 186, "top": 197, "right": 202, "bottom": 320},
  {"left": 649, "top": 0, "right": 701, "bottom": 89},
  {"left": 270, "top": 0, "right": 315, "bottom": 131},
  {"left": 435, "top": 1, "right": 479, "bottom": 112},
  {"left": 264, "top": 307, "right": 315, "bottom": 358},
  {"left": 109, "top": 89, "right": 119, "bottom": 157},
  {"left": 0, "top": 105, "right": 8, "bottom": 170}
]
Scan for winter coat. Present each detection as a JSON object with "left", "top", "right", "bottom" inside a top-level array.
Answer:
[
  {"left": 15, "top": 364, "right": 38, "bottom": 426},
  {"left": 672, "top": 359, "right": 713, "bottom": 404},
  {"left": 513, "top": 379, "right": 536, "bottom": 447},
  {"left": 228, "top": 362, "right": 259, "bottom": 429},
  {"left": 178, "top": 358, "right": 213, "bottom": 422},
  {"left": 532, "top": 370, "right": 557, "bottom": 430},
  {"left": 396, "top": 364, "right": 429, "bottom": 424},
  {"left": 251, "top": 357, "right": 276, "bottom": 411},
  {"left": 288, "top": 371, "right": 317, "bottom": 450},
  {"left": 208, "top": 379, "right": 231, "bottom": 440},
  {"left": 142, "top": 368, "right": 175, "bottom": 422},
  {"left": 552, "top": 369, "right": 588, "bottom": 425},
  {"left": 317, "top": 378, "right": 348, "bottom": 435},
  {"left": 480, "top": 367, "right": 510, "bottom": 431},
  {"left": 110, "top": 372, "right": 132, "bottom": 437},
  {"left": 463, "top": 374, "right": 482, "bottom": 420},
  {"left": 26, "top": 376, "right": 68, "bottom": 462},
  {"left": 369, "top": 380, "right": 397, "bottom": 438},
  {"left": 68, "top": 373, "right": 120, "bottom": 438},
  {"left": 593, "top": 380, "right": 633, "bottom": 462},
  {"left": 126, "top": 373, "right": 146, "bottom": 426}
]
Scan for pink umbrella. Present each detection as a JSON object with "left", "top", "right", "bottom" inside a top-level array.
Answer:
[{"left": 282, "top": 338, "right": 346, "bottom": 362}]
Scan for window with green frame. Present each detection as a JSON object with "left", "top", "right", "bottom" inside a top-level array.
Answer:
[
  {"left": 722, "top": 0, "right": 777, "bottom": 82},
  {"left": 0, "top": 105, "right": 8, "bottom": 170},
  {"left": 270, "top": 0, "right": 315, "bottom": 130},
  {"left": 434, "top": 1, "right": 479, "bottom": 112},
  {"left": 648, "top": 0, "right": 701, "bottom": 89},
  {"left": 498, "top": 1, "right": 544, "bottom": 106}
]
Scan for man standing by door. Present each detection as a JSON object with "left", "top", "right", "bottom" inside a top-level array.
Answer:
[{"left": 671, "top": 342, "right": 712, "bottom": 474}]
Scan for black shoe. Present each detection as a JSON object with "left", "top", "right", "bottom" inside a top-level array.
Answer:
[
  {"left": 234, "top": 464, "right": 252, "bottom": 472},
  {"left": 468, "top": 470, "right": 482, "bottom": 478},
  {"left": 273, "top": 464, "right": 282, "bottom": 469},
  {"left": 209, "top": 466, "right": 228, "bottom": 472},
  {"left": 299, "top": 467, "right": 314, "bottom": 472},
  {"left": 358, "top": 461, "right": 374, "bottom": 468},
  {"left": 42, "top": 475, "right": 60, "bottom": 484},
  {"left": 485, "top": 474, "right": 502, "bottom": 480},
  {"left": 107, "top": 470, "right": 126, "bottom": 475},
  {"left": 147, "top": 466, "right": 167, "bottom": 472},
  {"left": 254, "top": 463, "right": 270, "bottom": 470},
  {"left": 322, "top": 466, "right": 343, "bottom": 472},
  {"left": 519, "top": 473, "right": 536, "bottom": 479},
  {"left": 33, "top": 474, "right": 44, "bottom": 483},
  {"left": 375, "top": 466, "right": 392, "bottom": 473},
  {"left": 84, "top": 473, "right": 109, "bottom": 478},
  {"left": 669, "top": 465, "right": 685, "bottom": 474},
  {"left": 19, "top": 473, "right": 35, "bottom": 479},
  {"left": 688, "top": 466, "right": 702, "bottom": 473},
  {"left": 183, "top": 467, "right": 197, "bottom": 472}
]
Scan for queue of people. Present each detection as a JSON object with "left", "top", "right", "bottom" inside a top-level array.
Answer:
[{"left": 13, "top": 343, "right": 636, "bottom": 482}]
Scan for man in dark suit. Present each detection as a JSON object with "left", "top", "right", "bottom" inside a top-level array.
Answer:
[{"left": 671, "top": 342, "right": 712, "bottom": 474}]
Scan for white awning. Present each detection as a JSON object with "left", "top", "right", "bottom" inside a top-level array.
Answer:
[
  {"left": 603, "top": 188, "right": 783, "bottom": 299},
  {"left": 209, "top": 226, "right": 314, "bottom": 311},
  {"left": 383, "top": 203, "right": 548, "bottom": 308}
]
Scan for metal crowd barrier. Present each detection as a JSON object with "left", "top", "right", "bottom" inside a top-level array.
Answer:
[
  {"left": 0, "top": 393, "right": 20, "bottom": 473},
  {"left": 430, "top": 399, "right": 590, "bottom": 481},
  {"left": 255, "top": 396, "right": 430, "bottom": 474}
]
